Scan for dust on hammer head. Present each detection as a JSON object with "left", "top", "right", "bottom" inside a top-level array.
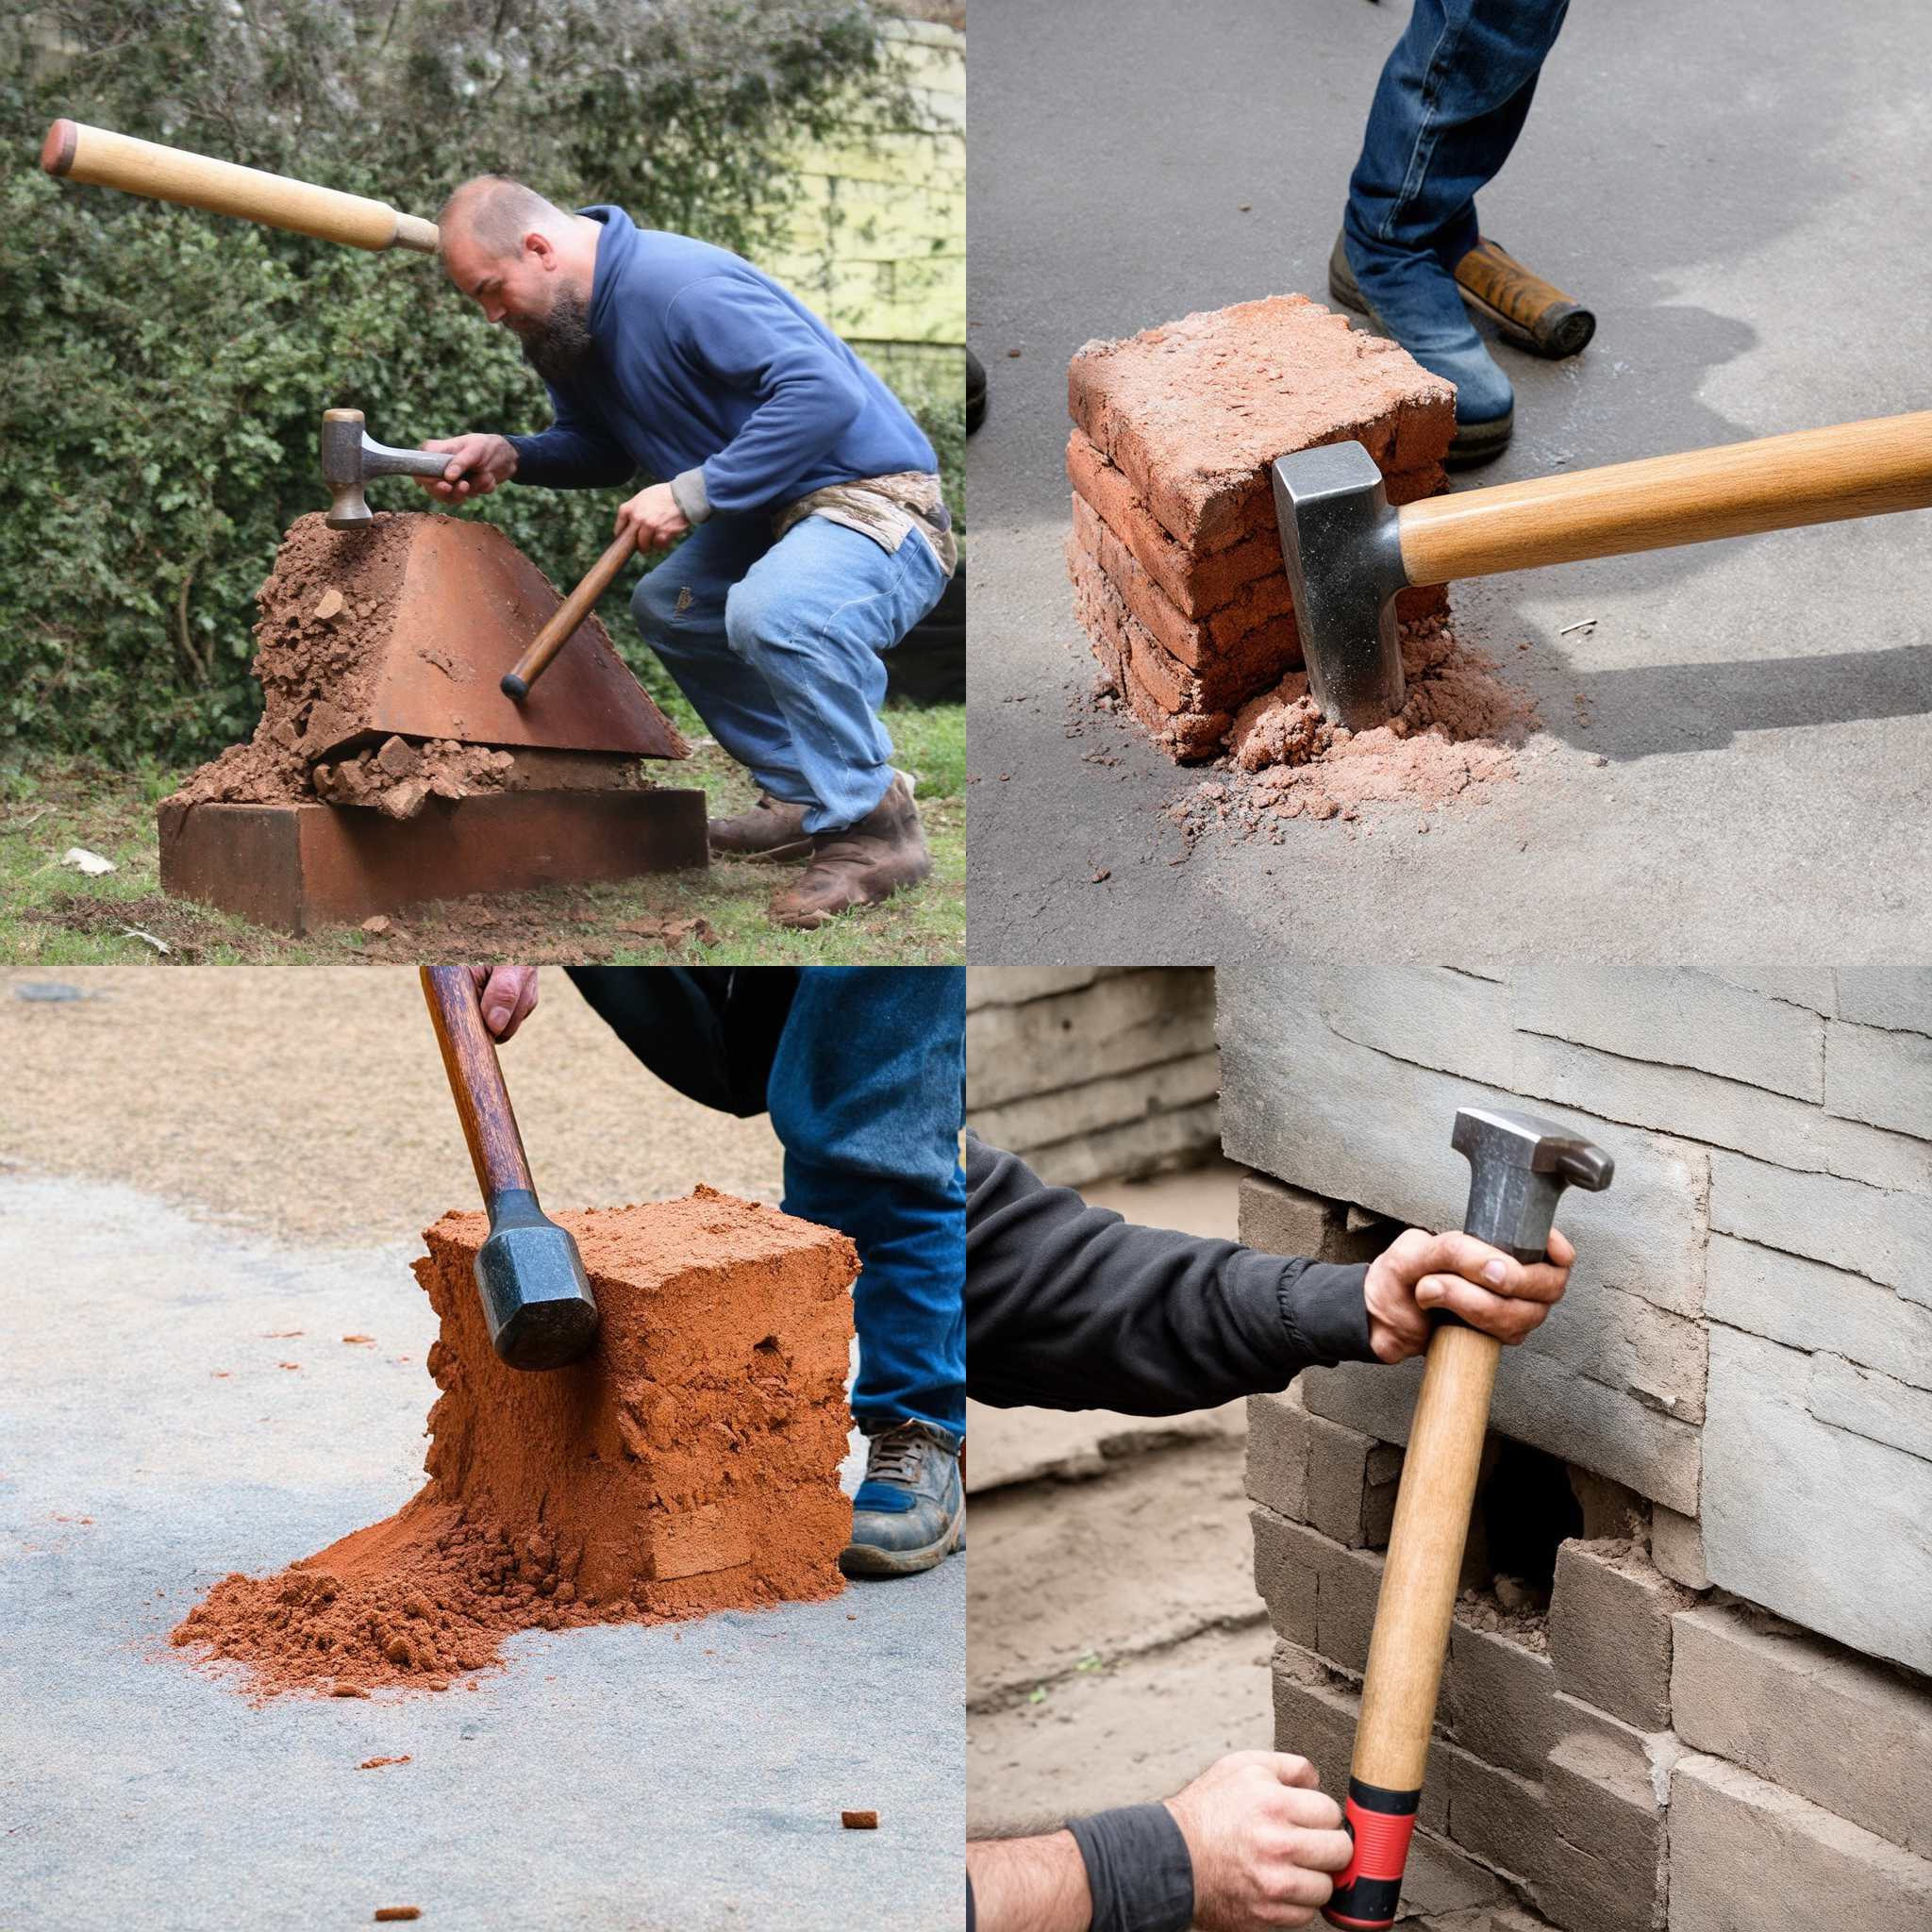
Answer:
[
  {"left": 475, "top": 1188, "right": 599, "bottom": 1372},
  {"left": 1451, "top": 1105, "right": 1614, "bottom": 1263}
]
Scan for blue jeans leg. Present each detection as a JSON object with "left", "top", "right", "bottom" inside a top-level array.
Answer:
[
  {"left": 724, "top": 518, "right": 948, "bottom": 834},
  {"left": 767, "top": 967, "right": 966, "bottom": 1440},
  {"left": 631, "top": 518, "right": 816, "bottom": 810},
  {"left": 1346, "top": 0, "right": 1570, "bottom": 276}
]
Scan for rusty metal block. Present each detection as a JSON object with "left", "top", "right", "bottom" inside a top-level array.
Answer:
[
  {"left": 158, "top": 791, "right": 708, "bottom": 935},
  {"left": 305, "top": 516, "right": 686, "bottom": 763}
]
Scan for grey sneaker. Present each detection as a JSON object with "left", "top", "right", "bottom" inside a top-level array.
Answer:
[{"left": 840, "top": 1420, "right": 965, "bottom": 1579}]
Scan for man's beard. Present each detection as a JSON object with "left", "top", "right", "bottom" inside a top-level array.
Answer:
[{"left": 516, "top": 287, "right": 596, "bottom": 384}]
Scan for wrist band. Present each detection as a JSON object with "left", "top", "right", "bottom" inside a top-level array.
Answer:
[{"left": 1066, "top": 1803, "right": 1194, "bottom": 1932}]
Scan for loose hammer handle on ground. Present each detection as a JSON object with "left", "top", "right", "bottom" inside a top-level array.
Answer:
[
  {"left": 1324, "top": 1107, "right": 1612, "bottom": 1932},
  {"left": 502, "top": 530, "right": 639, "bottom": 700},
  {"left": 419, "top": 966, "right": 599, "bottom": 1372},
  {"left": 40, "top": 120, "right": 439, "bottom": 254},
  {"left": 1454, "top": 240, "right": 1594, "bottom": 359}
]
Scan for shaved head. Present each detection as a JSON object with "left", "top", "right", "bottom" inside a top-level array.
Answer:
[{"left": 438, "top": 175, "right": 570, "bottom": 262}]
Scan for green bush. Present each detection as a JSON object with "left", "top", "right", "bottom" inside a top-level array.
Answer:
[{"left": 0, "top": 0, "right": 957, "bottom": 766}]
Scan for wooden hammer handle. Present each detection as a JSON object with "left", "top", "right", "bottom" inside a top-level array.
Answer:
[
  {"left": 1398, "top": 409, "right": 1932, "bottom": 587},
  {"left": 40, "top": 120, "right": 438, "bottom": 254},
  {"left": 502, "top": 529, "right": 638, "bottom": 700},
  {"left": 420, "top": 966, "right": 536, "bottom": 1207},
  {"left": 1353, "top": 1324, "right": 1500, "bottom": 1791}
]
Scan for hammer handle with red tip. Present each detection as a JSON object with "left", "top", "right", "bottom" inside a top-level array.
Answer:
[
  {"left": 40, "top": 120, "right": 438, "bottom": 254},
  {"left": 501, "top": 530, "right": 638, "bottom": 701},
  {"left": 419, "top": 966, "right": 536, "bottom": 1207}
]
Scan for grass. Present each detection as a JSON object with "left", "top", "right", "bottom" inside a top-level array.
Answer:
[{"left": 0, "top": 703, "right": 964, "bottom": 966}]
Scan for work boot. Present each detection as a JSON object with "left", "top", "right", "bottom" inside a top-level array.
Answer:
[
  {"left": 840, "top": 1420, "right": 965, "bottom": 1579},
  {"left": 1329, "top": 230, "right": 1514, "bottom": 468},
  {"left": 767, "top": 774, "right": 931, "bottom": 929},
  {"left": 708, "top": 791, "right": 812, "bottom": 862}
]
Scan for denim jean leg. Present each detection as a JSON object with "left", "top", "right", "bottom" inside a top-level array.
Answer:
[
  {"left": 1345, "top": 0, "right": 1570, "bottom": 277},
  {"left": 630, "top": 517, "right": 815, "bottom": 807},
  {"left": 724, "top": 516, "right": 948, "bottom": 835},
  {"left": 767, "top": 967, "right": 967, "bottom": 1439}
]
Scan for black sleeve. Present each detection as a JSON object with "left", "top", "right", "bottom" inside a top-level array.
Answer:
[
  {"left": 965, "top": 1134, "right": 1377, "bottom": 1415},
  {"left": 1066, "top": 1805, "right": 1195, "bottom": 1932}
]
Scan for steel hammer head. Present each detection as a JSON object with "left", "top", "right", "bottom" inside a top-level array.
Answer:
[
  {"left": 474, "top": 1188, "right": 599, "bottom": 1371},
  {"left": 1451, "top": 1105, "right": 1614, "bottom": 1262},
  {"left": 1272, "top": 441, "right": 1411, "bottom": 729},
  {"left": 320, "top": 407, "right": 461, "bottom": 528}
]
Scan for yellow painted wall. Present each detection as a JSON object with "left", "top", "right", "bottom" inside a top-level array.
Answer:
[{"left": 760, "top": 18, "right": 965, "bottom": 375}]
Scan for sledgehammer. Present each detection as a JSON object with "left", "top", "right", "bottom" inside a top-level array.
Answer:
[
  {"left": 419, "top": 966, "right": 599, "bottom": 1371},
  {"left": 1324, "top": 1106, "right": 1612, "bottom": 1931},
  {"left": 1274, "top": 410, "right": 1932, "bottom": 726}
]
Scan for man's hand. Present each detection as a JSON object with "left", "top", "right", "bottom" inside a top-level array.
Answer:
[
  {"left": 415, "top": 432, "right": 518, "bottom": 502},
  {"left": 468, "top": 965, "right": 539, "bottom": 1041},
  {"left": 1164, "top": 1751, "right": 1353, "bottom": 1931},
  {"left": 615, "top": 481, "right": 689, "bottom": 551},
  {"left": 1363, "top": 1225, "right": 1575, "bottom": 1362}
]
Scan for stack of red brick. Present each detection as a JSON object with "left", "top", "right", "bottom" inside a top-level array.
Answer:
[{"left": 1065, "top": 294, "right": 1457, "bottom": 759}]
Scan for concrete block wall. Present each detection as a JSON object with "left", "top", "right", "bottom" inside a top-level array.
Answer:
[
  {"left": 965, "top": 968, "right": 1219, "bottom": 1186},
  {"left": 1223, "top": 961, "right": 1932, "bottom": 1927}
]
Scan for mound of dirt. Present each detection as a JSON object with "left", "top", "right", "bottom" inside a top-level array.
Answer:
[
  {"left": 1168, "top": 613, "right": 1539, "bottom": 840},
  {"left": 165, "top": 513, "right": 642, "bottom": 814},
  {"left": 170, "top": 1189, "right": 858, "bottom": 1698}
]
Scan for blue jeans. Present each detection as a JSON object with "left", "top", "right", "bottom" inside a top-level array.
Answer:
[
  {"left": 1344, "top": 0, "right": 1570, "bottom": 283},
  {"left": 631, "top": 511, "right": 948, "bottom": 835},
  {"left": 566, "top": 967, "right": 967, "bottom": 1438}
]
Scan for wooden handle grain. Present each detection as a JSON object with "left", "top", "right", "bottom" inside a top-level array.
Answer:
[
  {"left": 40, "top": 119, "right": 438, "bottom": 255},
  {"left": 1351, "top": 1323, "right": 1502, "bottom": 1792},
  {"left": 420, "top": 965, "right": 536, "bottom": 1207},
  {"left": 504, "top": 529, "right": 638, "bottom": 699},
  {"left": 1397, "top": 411, "right": 1932, "bottom": 587}
]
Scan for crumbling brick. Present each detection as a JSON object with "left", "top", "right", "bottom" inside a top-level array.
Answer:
[
  {"left": 1647, "top": 1505, "right": 1710, "bottom": 1591},
  {"left": 1671, "top": 1603, "right": 1932, "bottom": 1859},
  {"left": 1443, "top": 1741, "right": 1550, "bottom": 1883},
  {"left": 1249, "top": 1504, "right": 1385, "bottom": 1670},
  {"left": 1067, "top": 296, "right": 1453, "bottom": 551},
  {"left": 1064, "top": 294, "right": 1454, "bottom": 758},
  {"left": 1445, "top": 1618, "right": 1557, "bottom": 1782},
  {"left": 1246, "top": 1388, "right": 1312, "bottom": 1522},
  {"left": 1542, "top": 1695, "right": 1676, "bottom": 1932},
  {"left": 1669, "top": 1754, "right": 1932, "bottom": 1931},
  {"left": 1550, "top": 1540, "right": 1698, "bottom": 1732},
  {"left": 1305, "top": 1410, "right": 1404, "bottom": 1551},
  {"left": 1238, "top": 1173, "right": 1344, "bottom": 1260}
]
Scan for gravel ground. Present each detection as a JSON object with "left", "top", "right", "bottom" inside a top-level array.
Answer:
[{"left": 0, "top": 966, "right": 782, "bottom": 1246}]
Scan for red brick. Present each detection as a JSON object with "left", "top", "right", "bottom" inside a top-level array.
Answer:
[
  {"left": 1068, "top": 534, "right": 1290, "bottom": 726},
  {"left": 1069, "top": 548, "right": 1229, "bottom": 759},
  {"left": 1071, "top": 492, "right": 1302, "bottom": 678},
  {"left": 1067, "top": 429, "right": 1287, "bottom": 617},
  {"left": 1067, "top": 294, "right": 1454, "bottom": 551}
]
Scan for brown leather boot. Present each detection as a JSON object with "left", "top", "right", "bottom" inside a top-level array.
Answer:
[
  {"left": 768, "top": 774, "right": 932, "bottom": 928},
  {"left": 708, "top": 792, "right": 813, "bottom": 862}
]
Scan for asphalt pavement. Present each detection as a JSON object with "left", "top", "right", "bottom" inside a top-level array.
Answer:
[
  {"left": 966, "top": 0, "right": 1932, "bottom": 972},
  {"left": 0, "top": 1172, "right": 964, "bottom": 1931}
]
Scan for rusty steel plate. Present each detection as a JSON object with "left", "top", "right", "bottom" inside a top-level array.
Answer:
[
  {"left": 310, "top": 516, "right": 687, "bottom": 763},
  {"left": 158, "top": 791, "right": 708, "bottom": 935}
]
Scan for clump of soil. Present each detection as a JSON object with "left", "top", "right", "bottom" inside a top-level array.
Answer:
[
  {"left": 1456, "top": 1579, "right": 1551, "bottom": 1653},
  {"left": 1165, "top": 613, "right": 1538, "bottom": 841},
  {"left": 168, "top": 513, "right": 413, "bottom": 808},
  {"left": 171, "top": 1189, "right": 857, "bottom": 1698},
  {"left": 164, "top": 512, "right": 641, "bottom": 813}
]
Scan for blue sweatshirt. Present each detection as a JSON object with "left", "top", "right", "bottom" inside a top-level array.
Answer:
[{"left": 505, "top": 206, "right": 936, "bottom": 520}]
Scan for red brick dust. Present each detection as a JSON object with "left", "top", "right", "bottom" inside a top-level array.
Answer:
[
  {"left": 1165, "top": 612, "right": 1540, "bottom": 841},
  {"left": 170, "top": 1188, "right": 857, "bottom": 1700},
  {"left": 165, "top": 512, "right": 640, "bottom": 814}
]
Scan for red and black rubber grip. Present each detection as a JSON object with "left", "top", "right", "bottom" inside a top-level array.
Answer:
[{"left": 1322, "top": 1778, "right": 1420, "bottom": 1930}]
